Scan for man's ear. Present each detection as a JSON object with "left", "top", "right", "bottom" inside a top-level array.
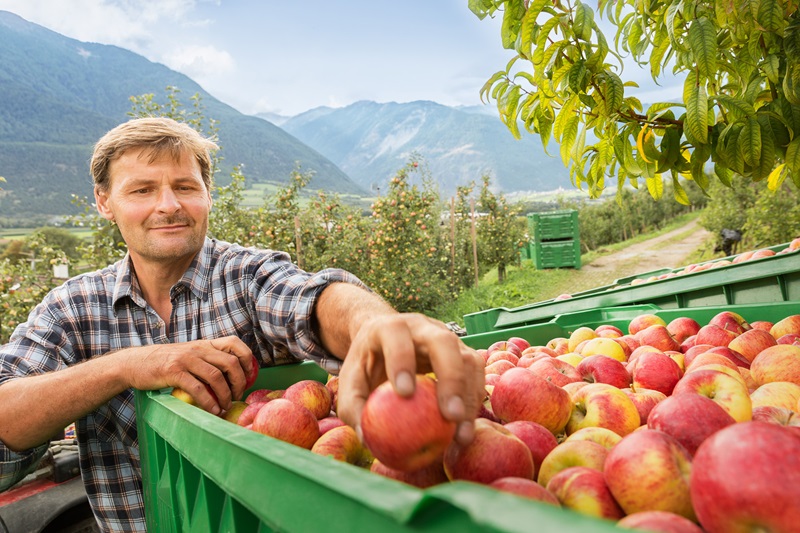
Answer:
[{"left": 94, "top": 186, "right": 115, "bottom": 222}]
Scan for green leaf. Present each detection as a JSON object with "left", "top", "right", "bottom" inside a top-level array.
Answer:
[
  {"left": 688, "top": 17, "right": 717, "bottom": 80},
  {"left": 650, "top": 30, "right": 671, "bottom": 79},
  {"left": 501, "top": 0, "right": 526, "bottom": 49},
  {"left": 753, "top": 117, "right": 775, "bottom": 181},
  {"left": 672, "top": 173, "right": 691, "bottom": 205},
  {"left": 714, "top": 163, "right": 733, "bottom": 187},
  {"left": 712, "top": 95, "right": 755, "bottom": 119},
  {"left": 684, "top": 71, "right": 709, "bottom": 144},
  {"left": 646, "top": 175, "right": 664, "bottom": 200},
  {"left": 739, "top": 116, "right": 762, "bottom": 168},
  {"left": 757, "top": 0, "right": 784, "bottom": 32},
  {"left": 560, "top": 116, "right": 580, "bottom": 166},
  {"left": 785, "top": 137, "right": 800, "bottom": 174},
  {"left": 763, "top": 55, "right": 780, "bottom": 85},
  {"left": 603, "top": 72, "right": 624, "bottom": 114},
  {"left": 573, "top": 2, "right": 595, "bottom": 42},
  {"left": 568, "top": 61, "right": 588, "bottom": 93}
]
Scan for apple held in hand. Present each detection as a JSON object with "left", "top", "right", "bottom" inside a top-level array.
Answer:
[
  {"left": 546, "top": 466, "right": 625, "bottom": 520},
  {"left": 221, "top": 401, "right": 248, "bottom": 424},
  {"left": 360, "top": 375, "right": 456, "bottom": 472},
  {"left": 647, "top": 393, "right": 736, "bottom": 456},
  {"left": 491, "top": 367, "right": 572, "bottom": 434},
  {"left": 443, "top": 418, "right": 534, "bottom": 484},
  {"left": 252, "top": 398, "right": 320, "bottom": 449},
  {"left": 691, "top": 422, "right": 800, "bottom": 533},
  {"left": 244, "top": 354, "right": 259, "bottom": 390},
  {"left": 604, "top": 429, "right": 695, "bottom": 521}
]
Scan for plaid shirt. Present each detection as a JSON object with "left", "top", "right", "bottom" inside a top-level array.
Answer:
[{"left": 0, "top": 238, "right": 363, "bottom": 532}]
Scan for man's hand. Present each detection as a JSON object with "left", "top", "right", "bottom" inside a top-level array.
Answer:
[
  {"left": 123, "top": 336, "right": 255, "bottom": 415},
  {"left": 335, "top": 313, "right": 485, "bottom": 447}
]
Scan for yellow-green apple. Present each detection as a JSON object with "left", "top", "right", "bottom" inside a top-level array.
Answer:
[
  {"left": 311, "top": 425, "right": 373, "bottom": 467},
  {"left": 751, "top": 320, "right": 774, "bottom": 332},
  {"left": 237, "top": 401, "right": 268, "bottom": 427},
  {"left": 489, "top": 477, "right": 561, "bottom": 506},
  {"left": 486, "top": 350, "right": 520, "bottom": 367},
  {"left": 666, "top": 351, "right": 685, "bottom": 371},
  {"left": 673, "top": 369, "right": 753, "bottom": 422},
  {"left": 546, "top": 337, "right": 570, "bottom": 355},
  {"left": 245, "top": 389, "right": 273, "bottom": 404},
  {"left": 667, "top": 317, "right": 702, "bottom": 344},
  {"left": 562, "top": 381, "right": 590, "bottom": 399},
  {"left": 577, "top": 354, "right": 632, "bottom": 388},
  {"left": 647, "top": 393, "right": 736, "bottom": 456},
  {"left": 751, "top": 406, "right": 800, "bottom": 434},
  {"left": 170, "top": 383, "right": 219, "bottom": 409},
  {"left": 750, "top": 344, "right": 800, "bottom": 386},
  {"left": 568, "top": 327, "right": 597, "bottom": 352},
  {"left": 621, "top": 387, "right": 667, "bottom": 424},
  {"left": 777, "top": 333, "right": 800, "bottom": 345},
  {"left": 326, "top": 375, "right": 340, "bottom": 413},
  {"left": 252, "top": 398, "right": 320, "bottom": 449},
  {"left": 487, "top": 340, "right": 522, "bottom": 358},
  {"left": 628, "top": 314, "right": 667, "bottom": 335},
  {"left": 370, "top": 457, "right": 448, "bottom": 488},
  {"left": 709, "top": 310, "right": 751, "bottom": 335},
  {"left": 738, "top": 366, "right": 758, "bottom": 392},
  {"left": 537, "top": 439, "right": 608, "bottom": 487},
  {"left": 630, "top": 351, "right": 683, "bottom": 396},
  {"left": 686, "top": 363, "right": 748, "bottom": 389},
  {"left": 491, "top": 367, "right": 572, "bottom": 434},
  {"left": 685, "top": 352, "right": 739, "bottom": 373},
  {"left": 728, "top": 328, "right": 777, "bottom": 363},
  {"left": 507, "top": 336, "right": 531, "bottom": 352},
  {"left": 612, "top": 338, "right": 634, "bottom": 360},
  {"left": 604, "top": 429, "right": 695, "bottom": 520},
  {"left": 318, "top": 416, "right": 346, "bottom": 435},
  {"left": 484, "top": 359, "right": 516, "bottom": 376},
  {"left": 616, "top": 511, "right": 704, "bottom": 532},
  {"left": 528, "top": 357, "right": 582, "bottom": 387},
  {"left": 546, "top": 466, "right": 625, "bottom": 520},
  {"left": 636, "top": 325, "right": 682, "bottom": 353},
  {"left": 504, "top": 420, "right": 559, "bottom": 480},
  {"left": 563, "top": 426, "right": 622, "bottom": 450},
  {"left": 695, "top": 324, "right": 738, "bottom": 347},
  {"left": 266, "top": 389, "right": 285, "bottom": 399},
  {"left": 283, "top": 379, "right": 332, "bottom": 420},
  {"left": 770, "top": 314, "right": 800, "bottom": 339},
  {"left": 749, "top": 381, "right": 800, "bottom": 410},
  {"left": 556, "top": 352, "right": 584, "bottom": 367},
  {"left": 691, "top": 421, "right": 800, "bottom": 532},
  {"left": 521, "top": 345, "right": 558, "bottom": 358},
  {"left": 567, "top": 383, "right": 641, "bottom": 437},
  {"left": 580, "top": 338, "right": 628, "bottom": 362},
  {"left": 682, "top": 344, "right": 715, "bottom": 366},
  {"left": 595, "top": 324, "right": 624, "bottom": 337},
  {"left": 361, "top": 375, "right": 456, "bottom": 472},
  {"left": 219, "top": 401, "right": 247, "bottom": 423},
  {"left": 443, "top": 418, "right": 533, "bottom": 484}
]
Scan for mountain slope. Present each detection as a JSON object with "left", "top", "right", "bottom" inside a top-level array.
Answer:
[
  {"left": 0, "top": 10, "right": 362, "bottom": 218},
  {"left": 279, "top": 100, "right": 574, "bottom": 194}
]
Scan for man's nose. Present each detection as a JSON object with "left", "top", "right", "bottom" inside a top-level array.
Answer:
[{"left": 155, "top": 188, "right": 181, "bottom": 213}]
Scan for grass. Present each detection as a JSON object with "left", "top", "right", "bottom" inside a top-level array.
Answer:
[{"left": 430, "top": 210, "right": 706, "bottom": 326}]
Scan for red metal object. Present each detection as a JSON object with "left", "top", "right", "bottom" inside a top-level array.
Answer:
[{"left": 0, "top": 478, "right": 58, "bottom": 507}]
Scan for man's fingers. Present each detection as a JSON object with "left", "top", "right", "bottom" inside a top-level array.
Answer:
[{"left": 370, "top": 315, "right": 418, "bottom": 397}]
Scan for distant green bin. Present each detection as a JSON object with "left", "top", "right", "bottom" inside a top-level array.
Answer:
[
  {"left": 463, "top": 243, "right": 800, "bottom": 335},
  {"left": 531, "top": 240, "right": 582, "bottom": 270},
  {"left": 135, "top": 363, "right": 621, "bottom": 532},
  {"left": 527, "top": 210, "right": 579, "bottom": 242}
]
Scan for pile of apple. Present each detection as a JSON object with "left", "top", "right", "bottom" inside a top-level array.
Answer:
[{"left": 629, "top": 237, "right": 800, "bottom": 286}]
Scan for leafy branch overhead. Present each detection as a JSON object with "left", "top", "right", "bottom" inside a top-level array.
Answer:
[{"left": 470, "top": 0, "right": 800, "bottom": 203}]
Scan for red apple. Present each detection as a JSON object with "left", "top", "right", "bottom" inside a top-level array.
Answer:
[
  {"left": 679, "top": 335, "right": 697, "bottom": 353},
  {"left": 487, "top": 340, "right": 522, "bottom": 358},
  {"left": 484, "top": 359, "right": 516, "bottom": 376},
  {"left": 563, "top": 426, "right": 622, "bottom": 450},
  {"left": 604, "top": 429, "right": 695, "bottom": 520},
  {"left": 521, "top": 345, "right": 558, "bottom": 358},
  {"left": 672, "top": 368, "right": 752, "bottom": 422},
  {"left": 682, "top": 344, "right": 715, "bottom": 366},
  {"left": 617, "top": 511, "right": 704, "bottom": 532},
  {"left": 691, "top": 422, "right": 800, "bottom": 532},
  {"left": 617, "top": 334, "right": 641, "bottom": 354},
  {"left": 777, "top": 333, "right": 800, "bottom": 345},
  {"left": 685, "top": 351, "right": 739, "bottom": 373},
  {"left": 695, "top": 324, "right": 738, "bottom": 347},
  {"left": 318, "top": 416, "right": 346, "bottom": 435},
  {"left": 770, "top": 314, "right": 800, "bottom": 339},
  {"left": 751, "top": 405, "right": 800, "bottom": 433},
  {"left": 489, "top": 477, "right": 560, "bottom": 506},
  {"left": 630, "top": 351, "right": 683, "bottom": 396},
  {"left": 506, "top": 336, "right": 531, "bottom": 352},
  {"left": 484, "top": 373, "right": 502, "bottom": 387},
  {"left": 244, "top": 354, "right": 259, "bottom": 390},
  {"left": 595, "top": 324, "right": 624, "bottom": 337},
  {"left": 503, "top": 420, "right": 559, "bottom": 480},
  {"left": 546, "top": 466, "right": 625, "bottom": 520},
  {"left": 491, "top": 367, "right": 572, "bottom": 434},
  {"left": 237, "top": 400, "right": 269, "bottom": 427},
  {"left": 567, "top": 383, "right": 641, "bottom": 437},
  {"left": 546, "top": 337, "right": 570, "bottom": 355},
  {"left": 252, "top": 398, "right": 320, "bottom": 449},
  {"left": 244, "top": 388, "right": 273, "bottom": 404},
  {"left": 628, "top": 314, "right": 667, "bottom": 336},
  {"left": 311, "top": 424, "right": 372, "bottom": 466},
  {"left": 443, "top": 418, "right": 533, "bottom": 484},
  {"left": 282, "top": 379, "right": 332, "bottom": 420},
  {"left": 709, "top": 310, "right": 751, "bottom": 335},
  {"left": 647, "top": 393, "right": 736, "bottom": 456},
  {"left": 621, "top": 387, "right": 667, "bottom": 424},
  {"left": 704, "top": 345, "right": 752, "bottom": 368},
  {"left": 728, "top": 328, "right": 778, "bottom": 363},
  {"left": 750, "top": 344, "right": 800, "bottom": 387},
  {"left": 637, "top": 325, "right": 682, "bottom": 353},
  {"left": 537, "top": 439, "right": 608, "bottom": 487},
  {"left": 750, "top": 320, "right": 774, "bottom": 332},
  {"left": 750, "top": 381, "right": 800, "bottom": 410},
  {"left": 527, "top": 357, "right": 582, "bottom": 387},
  {"left": 370, "top": 457, "right": 448, "bottom": 488},
  {"left": 486, "top": 350, "right": 520, "bottom": 367},
  {"left": 577, "top": 354, "right": 632, "bottom": 388},
  {"left": 666, "top": 317, "right": 702, "bottom": 344},
  {"left": 361, "top": 375, "right": 456, "bottom": 472}
]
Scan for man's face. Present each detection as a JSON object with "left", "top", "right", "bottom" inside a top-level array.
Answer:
[{"left": 95, "top": 147, "right": 212, "bottom": 266}]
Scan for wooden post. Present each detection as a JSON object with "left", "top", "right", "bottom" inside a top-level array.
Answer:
[
  {"left": 449, "top": 197, "right": 456, "bottom": 282},
  {"left": 294, "top": 216, "right": 303, "bottom": 269},
  {"left": 471, "top": 198, "right": 479, "bottom": 288}
]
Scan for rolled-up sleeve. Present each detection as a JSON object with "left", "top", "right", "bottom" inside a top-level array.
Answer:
[{"left": 0, "top": 444, "right": 48, "bottom": 492}]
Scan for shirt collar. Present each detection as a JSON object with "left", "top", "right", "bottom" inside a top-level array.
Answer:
[{"left": 111, "top": 237, "right": 214, "bottom": 312}]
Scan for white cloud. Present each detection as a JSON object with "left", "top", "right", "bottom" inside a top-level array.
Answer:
[{"left": 162, "top": 45, "right": 235, "bottom": 78}]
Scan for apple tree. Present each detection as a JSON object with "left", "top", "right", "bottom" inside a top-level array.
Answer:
[{"left": 470, "top": 0, "right": 800, "bottom": 203}]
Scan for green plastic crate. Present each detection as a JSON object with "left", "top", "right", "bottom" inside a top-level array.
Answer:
[
  {"left": 531, "top": 239, "right": 582, "bottom": 270},
  {"left": 527, "top": 210, "right": 579, "bottom": 242},
  {"left": 135, "top": 363, "right": 620, "bottom": 532},
  {"left": 461, "top": 301, "right": 800, "bottom": 350},
  {"left": 463, "top": 244, "right": 800, "bottom": 334}
]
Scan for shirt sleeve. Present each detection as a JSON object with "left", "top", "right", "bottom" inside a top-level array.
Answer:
[
  {"left": 0, "top": 443, "right": 49, "bottom": 493},
  {"left": 248, "top": 257, "right": 368, "bottom": 374}
]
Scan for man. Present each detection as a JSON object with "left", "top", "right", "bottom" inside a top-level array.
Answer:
[{"left": 0, "top": 117, "right": 484, "bottom": 532}]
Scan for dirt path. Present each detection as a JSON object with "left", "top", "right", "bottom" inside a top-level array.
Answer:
[{"left": 550, "top": 218, "right": 712, "bottom": 296}]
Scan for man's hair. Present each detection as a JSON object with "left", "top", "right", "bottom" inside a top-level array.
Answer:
[{"left": 90, "top": 117, "right": 219, "bottom": 192}]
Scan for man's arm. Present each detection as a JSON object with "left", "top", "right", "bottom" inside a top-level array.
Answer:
[
  {"left": 314, "top": 282, "right": 485, "bottom": 445},
  {"left": 0, "top": 336, "right": 255, "bottom": 452}
]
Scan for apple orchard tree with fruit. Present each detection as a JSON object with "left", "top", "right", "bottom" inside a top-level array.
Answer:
[{"left": 470, "top": 0, "right": 800, "bottom": 204}]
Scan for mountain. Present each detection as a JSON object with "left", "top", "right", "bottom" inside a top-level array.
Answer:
[
  {"left": 0, "top": 11, "right": 362, "bottom": 219},
  {"left": 278, "top": 100, "right": 574, "bottom": 194}
]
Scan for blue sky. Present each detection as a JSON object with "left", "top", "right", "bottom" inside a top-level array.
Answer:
[{"left": 0, "top": 1, "right": 682, "bottom": 117}]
